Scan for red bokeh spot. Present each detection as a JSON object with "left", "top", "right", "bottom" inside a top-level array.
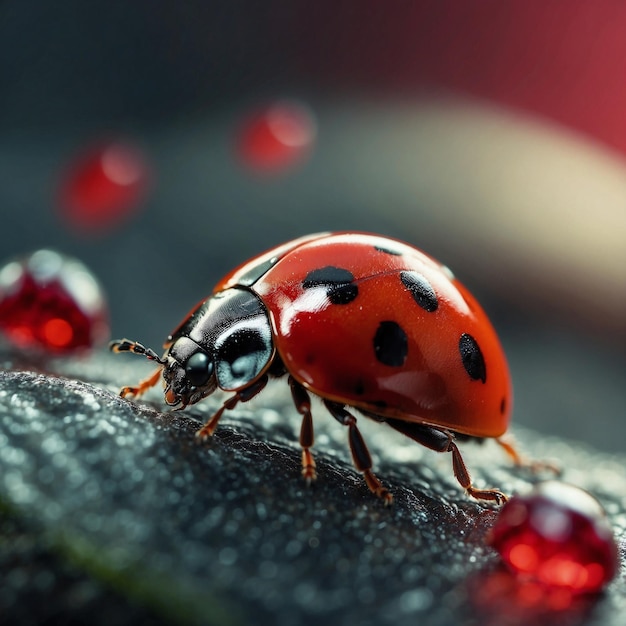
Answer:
[
  {"left": 0, "top": 250, "right": 109, "bottom": 354},
  {"left": 236, "top": 101, "right": 316, "bottom": 173},
  {"left": 58, "top": 140, "right": 150, "bottom": 234},
  {"left": 489, "top": 481, "right": 619, "bottom": 594}
]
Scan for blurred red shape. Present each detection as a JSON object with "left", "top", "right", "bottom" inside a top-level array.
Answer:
[
  {"left": 236, "top": 101, "right": 316, "bottom": 173},
  {"left": 0, "top": 250, "right": 109, "bottom": 354},
  {"left": 58, "top": 141, "right": 150, "bottom": 234},
  {"left": 489, "top": 481, "right": 619, "bottom": 594}
]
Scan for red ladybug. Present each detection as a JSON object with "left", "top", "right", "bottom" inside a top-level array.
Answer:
[{"left": 111, "top": 232, "right": 517, "bottom": 504}]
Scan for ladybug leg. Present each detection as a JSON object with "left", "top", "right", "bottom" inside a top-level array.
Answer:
[
  {"left": 195, "top": 375, "right": 268, "bottom": 440},
  {"left": 110, "top": 338, "right": 167, "bottom": 399},
  {"left": 288, "top": 377, "right": 317, "bottom": 484},
  {"left": 324, "top": 401, "right": 393, "bottom": 506},
  {"left": 496, "top": 436, "right": 561, "bottom": 475},
  {"left": 495, "top": 436, "right": 523, "bottom": 464},
  {"left": 118, "top": 367, "right": 163, "bottom": 399},
  {"left": 385, "top": 420, "right": 507, "bottom": 504},
  {"left": 448, "top": 439, "right": 507, "bottom": 504}
]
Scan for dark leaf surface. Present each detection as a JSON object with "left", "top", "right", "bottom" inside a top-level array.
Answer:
[{"left": 0, "top": 350, "right": 624, "bottom": 626}]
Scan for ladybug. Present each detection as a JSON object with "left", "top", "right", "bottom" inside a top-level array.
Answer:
[{"left": 111, "top": 232, "right": 518, "bottom": 504}]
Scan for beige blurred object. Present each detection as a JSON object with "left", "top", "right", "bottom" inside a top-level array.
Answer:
[{"left": 340, "top": 100, "right": 626, "bottom": 337}]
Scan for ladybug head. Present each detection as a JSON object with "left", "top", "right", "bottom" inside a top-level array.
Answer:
[
  {"left": 163, "top": 336, "right": 218, "bottom": 407},
  {"left": 109, "top": 337, "right": 217, "bottom": 408},
  {"left": 110, "top": 288, "right": 275, "bottom": 408}
]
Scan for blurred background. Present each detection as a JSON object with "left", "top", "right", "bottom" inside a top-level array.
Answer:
[{"left": 0, "top": 1, "right": 624, "bottom": 451}]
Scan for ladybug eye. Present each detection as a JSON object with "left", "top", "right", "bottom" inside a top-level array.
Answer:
[{"left": 185, "top": 352, "right": 214, "bottom": 387}]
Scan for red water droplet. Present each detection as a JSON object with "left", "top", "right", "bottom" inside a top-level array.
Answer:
[
  {"left": 58, "top": 140, "right": 150, "bottom": 234},
  {"left": 489, "top": 481, "right": 619, "bottom": 594},
  {"left": 236, "top": 101, "right": 316, "bottom": 173},
  {"left": 0, "top": 250, "right": 109, "bottom": 354}
]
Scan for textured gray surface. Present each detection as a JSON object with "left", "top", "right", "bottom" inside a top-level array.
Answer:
[{"left": 0, "top": 350, "right": 624, "bottom": 626}]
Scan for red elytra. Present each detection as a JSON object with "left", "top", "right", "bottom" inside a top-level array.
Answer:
[
  {"left": 489, "top": 481, "right": 620, "bottom": 594},
  {"left": 58, "top": 141, "right": 150, "bottom": 234},
  {"left": 236, "top": 101, "right": 316, "bottom": 173},
  {"left": 0, "top": 250, "right": 109, "bottom": 354},
  {"left": 216, "top": 232, "right": 511, "bottom": 438}
]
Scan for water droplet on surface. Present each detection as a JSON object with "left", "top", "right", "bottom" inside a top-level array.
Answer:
[
  {"left": 0, "top": 250, "right": 109, "bottom": 354},
  {"left": 489, "top": 481, "right": 619, "bottom": 594}
]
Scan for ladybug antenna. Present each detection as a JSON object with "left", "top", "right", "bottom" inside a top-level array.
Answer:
[{"left": 109, "top": 338, "right": 167, "bottom": 365}]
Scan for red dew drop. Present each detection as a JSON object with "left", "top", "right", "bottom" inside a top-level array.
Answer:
[
  {"left": 489, "top": 481, "right": 620, "bottom": 594},
  {"left": 0, "top": 250, "right": 109, "bottom": 354},
  {"left": 58, "top": 140, "right": 150, "bottom": 234},
  {"left": 236, "top": 101, "right": 316, "bottom": 173}
]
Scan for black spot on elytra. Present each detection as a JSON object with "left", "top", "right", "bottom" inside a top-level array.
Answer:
[
  {"left": 400, "top": 271, "right": 438, "bottom": 312},
  {"left": 373, "top": 321, "right": 408, "bottom": 367},
  {"left": 459, "top": 333, "right": 487, "bottom": 383},
  {"left": 302, "top": 266, "right": 358, "bottom": 305},
  {"left": 236, "top": 256, "right": 279, "bottom": 286},
  {"left": 374, "top": 244, "right": 403, "bottom": 256},
  {"left": 354, "top": 379, "right": 365, "bottom": 395},
  {"left": 500, "top": 396, "right": 507, "bottom": 415}
]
